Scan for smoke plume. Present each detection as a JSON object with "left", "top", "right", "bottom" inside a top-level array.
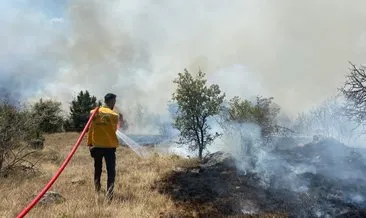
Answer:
[{"left": 2, "top": 0, "right": 366, "bottom": 119}]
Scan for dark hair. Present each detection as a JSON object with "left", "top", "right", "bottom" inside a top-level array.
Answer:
[{"left": 104, "top": 93, "right": 116, "bottom": 103}]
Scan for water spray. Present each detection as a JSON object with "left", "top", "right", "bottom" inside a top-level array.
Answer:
[
  {"left": 114, "top": 105, "right": 150, "bottom": 157},
  {"left": 116, "top": 129, "right": 150, "bottom": 157}
]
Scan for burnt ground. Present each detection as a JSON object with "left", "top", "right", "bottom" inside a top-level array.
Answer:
[
  {"left": 155, "top": 155, "right": 287, "bottom": 217},
  {"left": 155, "top": 145, "right": 366, "bottom": 218}
]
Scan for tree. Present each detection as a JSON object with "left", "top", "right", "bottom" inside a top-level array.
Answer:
[
  {"left": 227, "top": 96, "right": 280, "bottom": 140},
  {"left": 172, "top": 69, "right": 225, "bottom": 160},
  {"left": 292, "top": 97, "right": 357, "bottom": 144},
  {"left": 339, "top": 62, "right": 366, "bottom": 126},
  {"left": 68, "top": 91, "right": 101, "bottom": 132},
  {"left": 31, "top": 99, "right": 64, "bottom": 133}
]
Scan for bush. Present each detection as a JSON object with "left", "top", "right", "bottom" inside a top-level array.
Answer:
[
  {"left": 63, "top": 119, "right": 74, "bottom": 132},
  {"left": 31, "top": 99, "right": 64, "bottom": 133},
  {"left": 0, "top": 100, "right": 43, "bottom": 174},
  {"left": 226, "top": 96, "right": 280, "bottom": 140}
]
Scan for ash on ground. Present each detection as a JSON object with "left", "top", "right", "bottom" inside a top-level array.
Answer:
[{"left": 157, "top": 138, "right": 366, "bottom": 217}]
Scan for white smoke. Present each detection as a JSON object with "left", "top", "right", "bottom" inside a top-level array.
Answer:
[
  {"left": 3, "top": 0, "right": 366, "bottom": 121},
  {"left": 0, "top": 1, "right": 67, "bottom": 101}
]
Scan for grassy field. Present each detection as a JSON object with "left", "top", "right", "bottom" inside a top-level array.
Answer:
[
  {"left": 0, "top": 133, "right": 287, "bottom": 218},
  {"left": 0, "top": 133, "right": 201, "bottom": 218}
]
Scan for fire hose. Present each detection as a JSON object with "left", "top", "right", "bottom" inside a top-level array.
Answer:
[{"left": 16, "top": 107, "right": 100, "bottom": 218}]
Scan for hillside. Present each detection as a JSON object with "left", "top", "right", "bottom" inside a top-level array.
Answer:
[
  {"left": 0, "top": 133, "right": 196, "bottom": 218},
  {"left": 0, "top": 133, "right": 285, "bottom": 218}
]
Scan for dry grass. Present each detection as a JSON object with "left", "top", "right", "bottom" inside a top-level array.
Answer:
[{"left": 0, "top": 133, "right": 199, "bottom": 218}]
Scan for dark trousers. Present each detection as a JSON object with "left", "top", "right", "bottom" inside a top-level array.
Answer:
[{"left": 90, "top": 147, "right": 116, "bottom": 198}]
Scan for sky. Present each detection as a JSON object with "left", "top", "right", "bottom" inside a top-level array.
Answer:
[
  {"left": 0, "top": 0, "right": 68, "bottom": 99},
  {"left": 1, "top": 0, "right": 366, "bottom": 120}
]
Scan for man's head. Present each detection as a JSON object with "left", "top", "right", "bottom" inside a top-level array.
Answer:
[{"left": 104, "top": 93, "right": 117, "bottom": 109}]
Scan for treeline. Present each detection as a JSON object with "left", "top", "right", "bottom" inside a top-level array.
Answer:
[
  {"left": 171, "top": 63, "right": 366, "bottom": 159},
  {"left": 1, "top": 62, "right": 365, "bottom": 172}
]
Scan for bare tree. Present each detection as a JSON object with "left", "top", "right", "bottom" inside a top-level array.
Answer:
[
  {"left": 340, "top": 62, "right": 366, "bottom": 126},
  {"left": 292, "top": 96, "right": 357, "bottom": 144}
]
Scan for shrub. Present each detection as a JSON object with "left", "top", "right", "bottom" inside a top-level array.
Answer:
[
  {"left": 31, "top": 99, "right": 64, "bottom": 133},
  {"left": 0, "top": 100, "right": 43, "bottom": 174}
]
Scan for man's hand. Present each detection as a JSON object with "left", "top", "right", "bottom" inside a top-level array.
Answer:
[
  {"left": 118, "top": 113, "right": 125, "bottom": 129},
  {"left": 118, "top": 113, "right": 124, "bottom": 123}
]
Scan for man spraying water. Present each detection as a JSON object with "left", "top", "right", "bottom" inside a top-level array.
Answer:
[{"left": 87, "top": 93, "right": 123, "bottom": 201}]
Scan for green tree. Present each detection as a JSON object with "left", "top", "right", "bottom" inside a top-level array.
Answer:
[
  {"left": 31, "top": 99, "right": 64, "bottom": 133},
  {"left": 172, "top": 69, "right": 225, "bottom": 160},
  {"left": 68, "top": 91, "right": 101, "bottom": 132},
  {"left": 228, "top": 96, "right": 280, "bottom": 140}
]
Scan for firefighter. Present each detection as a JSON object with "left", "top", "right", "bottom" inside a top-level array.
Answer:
[{"left": 87, "top": 93, "right": 123, "bottom": 201}]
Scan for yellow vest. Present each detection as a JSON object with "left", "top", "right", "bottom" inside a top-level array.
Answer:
[{"left": 87, "top": 106, "right": 120, "bottom": 148}]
